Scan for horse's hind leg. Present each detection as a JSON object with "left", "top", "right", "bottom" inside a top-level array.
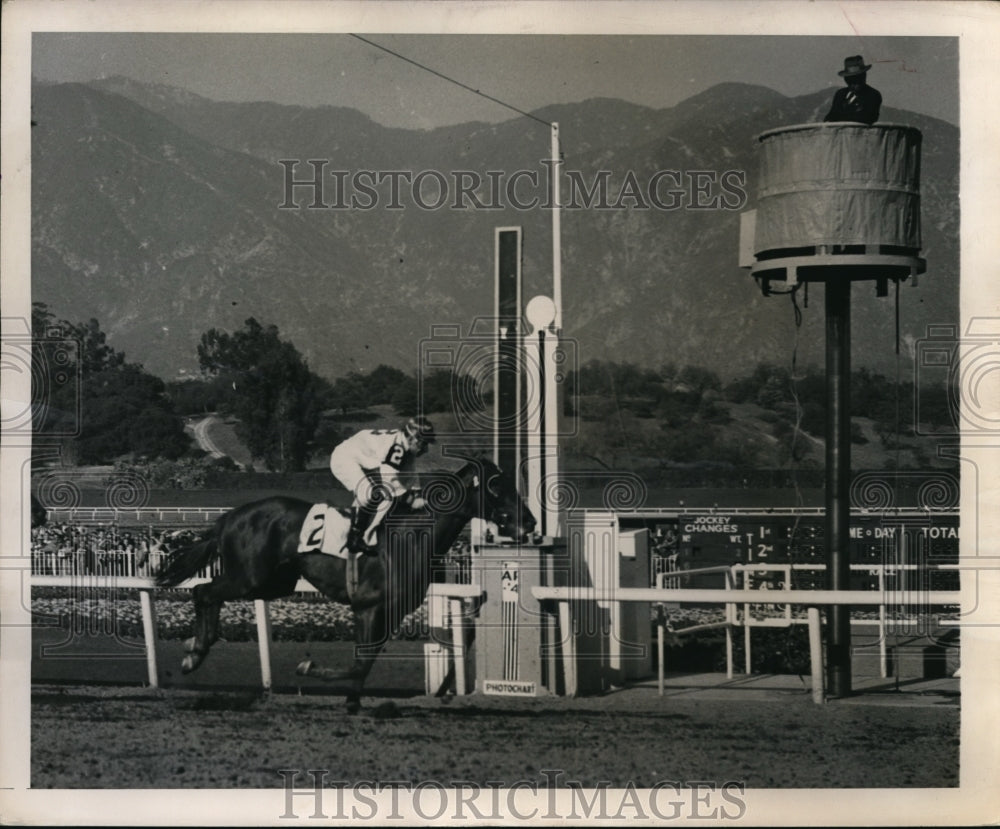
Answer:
[{"left": 182, "top": 576, "right": 244, "bottom": 673}]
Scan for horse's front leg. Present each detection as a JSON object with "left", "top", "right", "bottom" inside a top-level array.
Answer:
[
  {"left": 344, "top": 602, "right": 389, "bottom": 712},
  {"left": 296, "top": 601, "right": 388, "bottom": 713}
]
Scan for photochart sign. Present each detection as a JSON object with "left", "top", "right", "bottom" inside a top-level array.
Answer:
[{"left": 2, "top": 1, "right": 999, "bottom": 827}]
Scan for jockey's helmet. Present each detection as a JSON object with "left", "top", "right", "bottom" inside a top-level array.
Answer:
[{"left": 403, "top": 416, "right": 436, "bottom": 451}]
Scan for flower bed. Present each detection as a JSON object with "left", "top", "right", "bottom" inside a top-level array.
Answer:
[{"left": 31, "top": 589, "right": 429, "bottom": 641}]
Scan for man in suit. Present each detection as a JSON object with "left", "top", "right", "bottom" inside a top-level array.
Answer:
[{"left": 824, "top": 55, "right": 882, "bottom": 125}]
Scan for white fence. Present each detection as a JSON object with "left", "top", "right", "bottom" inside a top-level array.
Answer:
[
  {"left": 531, "top": 582, "right": 961, "bottom": 703},
  {"left": 33, "top": 568, "right": 960, "bottom": 703}
]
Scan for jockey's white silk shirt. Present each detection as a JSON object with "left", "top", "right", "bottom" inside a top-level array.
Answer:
[{"left": 336, "top": 428, "right": 414, "bottom": 495}]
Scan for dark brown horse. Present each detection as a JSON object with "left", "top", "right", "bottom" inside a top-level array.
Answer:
[{"left": 155, "top": 458, "right": 535, "bottom": 710}]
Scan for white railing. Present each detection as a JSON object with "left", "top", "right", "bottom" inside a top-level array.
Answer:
[
  {"left": 31, "top": 561, "right": 960, "bottom": 701},
  {"left": 531, "top": 583, "right": 961, "bottom": 703},
  {"left": 654, "top": 561, "right": 959, "bottom": 679},
  {"left": 45, "top": 507, "right": 230, "bottom": 524},
  {"left": 732, "top": 562, "right": 960, "bottom": 678},
  {"left": 31, "top": 573, "right": 479, "bottom": 693}
]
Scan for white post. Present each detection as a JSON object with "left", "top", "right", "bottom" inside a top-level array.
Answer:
[
  {"left": 542, "top": 327, "right": 561, "bottom": 538},
  {"left": 551, "top": 122, "right": 562, "bottom": 332},
  {"left": 559, "top": 600, "right": 576, "bottom": 697},
  {"left": 254, "top": 599, "right": 273, "bottom": 690},
  {"left": 449, "top": 598, "right": 467, "bottom": 696},
  {"left": 656, "top": 605, "right": 666, "bottom": 696},
  {"left": 726, "top": 569, "right": 735, "bottom": 678},
  {"left": 878, "top": 565, "right": 888, "bottom": 678},
  {"left": 139, "top": 590, "right": 159, "bottom": 688},
  {"left": 744, "top": 611, "right": 752, "bottom": 675},
  {"left": 725, "top": 627, "right": 734, "bottom": 680},
  {"left": 524, "top": 296, "right": 559, "bottom": 539},
  {"left": 548, "top": 120, "right": 563, "bottom": 539},
  {"left": 524, "top": 314, "right": 545, "bottom": 535},
  {"left": 808, "top": 607, "right": 825, "bottom": 704},
  {"left": 657, "top": 620, "right": 665, "bottom": 697}
]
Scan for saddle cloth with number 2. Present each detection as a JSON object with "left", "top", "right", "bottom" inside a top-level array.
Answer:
[{"left": 297, "top": 504, "right": 353, "bottom": 557}]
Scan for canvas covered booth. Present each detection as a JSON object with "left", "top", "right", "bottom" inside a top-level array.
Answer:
[{"left": 740, "top": 122, "right": 925, "bottom": 292}]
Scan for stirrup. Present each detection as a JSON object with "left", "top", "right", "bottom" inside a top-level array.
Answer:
[{"left": 356, "top": 536, "right": 379, "bottom": 555}]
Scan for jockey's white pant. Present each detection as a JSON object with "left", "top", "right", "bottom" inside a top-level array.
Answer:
[{"left": 330, "top": 449, "right": 392, "bottom": 544}]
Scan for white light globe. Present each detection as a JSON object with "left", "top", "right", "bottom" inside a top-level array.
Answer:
[{"left": 525, "top": 295, "right": 556, "bottom": 332}]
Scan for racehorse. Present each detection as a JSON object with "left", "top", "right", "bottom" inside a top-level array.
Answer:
[{"left": 155, "top": 458, "right": 535, "bottom": 711}]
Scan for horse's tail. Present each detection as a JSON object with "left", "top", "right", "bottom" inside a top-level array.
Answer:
[{"left": 154, "top": 528, "right": 219, "bottom": 588}]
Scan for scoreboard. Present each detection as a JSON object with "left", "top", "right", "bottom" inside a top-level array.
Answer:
[{"left": 631, "top": 512, "right": 960, "bottom": 593}]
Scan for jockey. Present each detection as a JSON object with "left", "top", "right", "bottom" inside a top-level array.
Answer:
[{"left": 330, "top": 416, "right": 436, "bottom": 554}]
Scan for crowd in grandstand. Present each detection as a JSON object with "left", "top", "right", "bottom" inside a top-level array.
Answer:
[
  {"left": 30, "top": 524, "right": 193, "bottom": 577},
  {"left": 30, "top": 523, "right": 472, "bottom": 579}
]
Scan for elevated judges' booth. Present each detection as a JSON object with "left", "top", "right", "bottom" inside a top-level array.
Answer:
[
  {"left": 739, "top": 122, "right": 925, "bottom": 699},
  {"left": 741, "top": 122, "right": 924, "bottom": 291}
]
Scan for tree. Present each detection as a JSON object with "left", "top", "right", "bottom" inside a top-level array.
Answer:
[
  {"left": 390, "top": 375, "right": 419, "bottom": 416},
  {"left": 197, "top": 318, "right": 321, "bottom": 472},
  {"left": 164, "top": 374, "right": 237, "bottom": 416},
  {"left": 366, "top": 364, "right": 411, "bottom": 405},
  {"left": 76, "top": 364, "right": 190, "bottom": 462},
  {"left": 676, "top": 365, "right": 721, "bottom": 396},
  {"left": 327, "top": 371, "right": 368, "bottom": 414},
  {"left": 31, "top": 304, "right": 189, "bottom": 463}
]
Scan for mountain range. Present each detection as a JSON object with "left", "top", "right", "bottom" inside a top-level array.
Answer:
[{"left": 30, "top": 76, "right": 959, "bottom": 384}]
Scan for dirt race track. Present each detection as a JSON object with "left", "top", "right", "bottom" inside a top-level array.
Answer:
[{"left": 32, "top": 634, "right": 960, "bottom": 790}]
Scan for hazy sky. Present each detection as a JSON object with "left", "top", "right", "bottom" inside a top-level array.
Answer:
[{"left": 33, "top": 33, "right": 958, "bottom": 129}]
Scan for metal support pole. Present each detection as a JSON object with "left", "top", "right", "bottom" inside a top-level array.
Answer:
[{"left": 825, "top": 278, "right": 852, "bottom": 697}]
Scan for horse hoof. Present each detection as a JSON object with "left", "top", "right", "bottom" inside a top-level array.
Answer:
[
  {"left": 346, "top": 699, "right": 361, "bottom": 715},
  {"left": 183, "top": 637, "right": 197, "bottom": 653},
  {"left": 296, "top": 660, "right": 313, "bottom": 676},
  {"left": 181, "top": 654, "right": 200, "bottom": 673}
]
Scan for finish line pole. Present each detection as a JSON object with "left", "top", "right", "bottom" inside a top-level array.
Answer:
[
  {"left": 551, "top": 121, "right": 562, "bottom": 333},
  {"left": 825, "top": 278, "right": 852, "bottom": 697}
]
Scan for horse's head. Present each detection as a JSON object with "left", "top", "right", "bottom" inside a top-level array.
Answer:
[{"left": 462, "top": 458, "right": 536, "bottom": 542}]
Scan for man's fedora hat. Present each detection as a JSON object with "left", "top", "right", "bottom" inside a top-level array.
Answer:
[{"left": 839, "top": 55, "right": 872, "bottom": 77}]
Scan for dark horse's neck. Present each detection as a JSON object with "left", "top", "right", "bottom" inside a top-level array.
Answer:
[{"left": 385, "top": 489, "right": 479, "bottom": 621}]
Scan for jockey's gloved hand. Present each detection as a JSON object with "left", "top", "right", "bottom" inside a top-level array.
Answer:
[{"left": 401, "top": 489, "right": 424, "bottom": 509}]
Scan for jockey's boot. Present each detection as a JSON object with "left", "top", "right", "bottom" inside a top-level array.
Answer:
[{"left": 347, "top": 504, "right": 380, "bottom": 555}]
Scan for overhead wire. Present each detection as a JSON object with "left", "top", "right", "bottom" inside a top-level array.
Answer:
[{"left": 349, "top": 34, "right": 553, "bottom": 128}]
